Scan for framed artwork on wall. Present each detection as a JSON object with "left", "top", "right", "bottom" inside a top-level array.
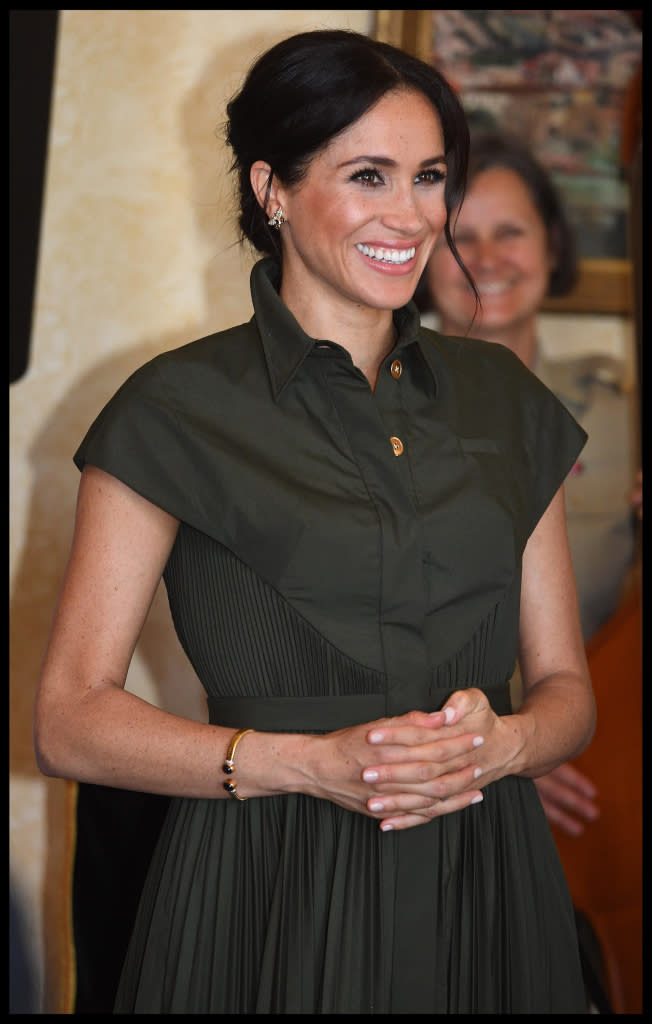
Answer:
[{"left": 374, "top": 10, "right": 642, "bottom": 315}]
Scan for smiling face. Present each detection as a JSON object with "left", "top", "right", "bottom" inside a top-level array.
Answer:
[
  {"left": 426, "top": 166, "right": 555, "bottom": 343},
  {"left": 255, "top": 88, "right": 449, "bottom": 336}
]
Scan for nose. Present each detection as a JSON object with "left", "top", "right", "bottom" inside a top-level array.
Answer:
[
  {"left": 380, "top": 185, "right": 425, "bottom": 235},
  {"left": 463, "top": 236, "right": 499, "bottom": 270}
]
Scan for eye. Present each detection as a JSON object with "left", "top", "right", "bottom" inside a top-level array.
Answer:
[
  {"left": 349, "top": 167, "right": 385, "bottom": 187},
  {"left": 452, "top": 231, "right": 475, "bottom": 246},
  {"left": 415, "top": 167, "right": 446, "bottom": 185}
]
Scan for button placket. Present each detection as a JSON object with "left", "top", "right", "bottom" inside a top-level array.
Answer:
[{"left": 386, "top": 357, "right": 404, "bottom": 455}]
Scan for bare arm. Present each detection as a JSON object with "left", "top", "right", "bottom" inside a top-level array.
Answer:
[
  {"left": 533, "top": 465, "right": 642, "bottom": 836},
  {"left": 510, "top": 483, "right": 596, "bottom": 775},
  {"left": 34, "top": 464, "right": 251, "bottom": 797}
]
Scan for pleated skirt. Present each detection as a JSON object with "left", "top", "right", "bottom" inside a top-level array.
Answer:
[{"left": 114, "top": 773, "right": 587, "bottom": 1013}]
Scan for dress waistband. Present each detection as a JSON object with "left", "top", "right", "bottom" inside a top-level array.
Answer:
[{"left": 206, "top": 685, "right": 512, "bottom": 732}]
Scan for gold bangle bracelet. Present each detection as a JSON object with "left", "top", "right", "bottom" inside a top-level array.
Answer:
[{"left": 222, "top": 727, "right": 254, "bottom": 801}]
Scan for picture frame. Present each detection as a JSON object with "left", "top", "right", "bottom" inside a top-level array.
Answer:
[{"left": 374, "top": 10, "right": 641, "bottom": 315}]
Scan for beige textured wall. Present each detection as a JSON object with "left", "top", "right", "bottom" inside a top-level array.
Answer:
[{"left": 9, "top": 10, "right": 371, "bottom": 1012}]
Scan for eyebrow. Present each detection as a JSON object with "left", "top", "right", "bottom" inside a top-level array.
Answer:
[{"left": 338, "top": 154, "right": 447, "bottom": 169}]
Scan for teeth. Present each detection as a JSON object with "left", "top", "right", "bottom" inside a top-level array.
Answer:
[
  {"left": 477, "top": 281, "right": 511, "bottom": 295},
  {"left": 356, "top": 244, "right": 415, "bottom": 264}
]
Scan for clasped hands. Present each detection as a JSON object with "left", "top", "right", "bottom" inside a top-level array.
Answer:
[{"left": 318, "top": 687, "right": 507, "bottom": 832}]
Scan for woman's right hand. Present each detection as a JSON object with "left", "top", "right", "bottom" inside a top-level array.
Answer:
[{"left": 534, "top": 762, "right": 599, "bottom": 836}]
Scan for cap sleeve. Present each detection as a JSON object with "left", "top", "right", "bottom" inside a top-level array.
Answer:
[
  {"left": 73, "top": 355, "right": 207, "bottom": 527},
  {"left": 421, "top": 331, "right": 588, "bottom": 547},
  {"left": 517, "top": 357, "right": 587, "bottom": 537}
]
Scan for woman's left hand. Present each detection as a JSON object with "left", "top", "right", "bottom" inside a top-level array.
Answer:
[{"left": 360, "top": 688, "right": 512, "bottom": 831}]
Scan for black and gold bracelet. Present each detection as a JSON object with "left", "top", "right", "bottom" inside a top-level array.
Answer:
[{"left": 222, "top": 727, "right": 254, "bottom": 801}]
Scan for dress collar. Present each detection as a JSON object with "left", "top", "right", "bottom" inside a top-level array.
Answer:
[{"left": 249, "top": 257, "right": 423, "bottom": 400}]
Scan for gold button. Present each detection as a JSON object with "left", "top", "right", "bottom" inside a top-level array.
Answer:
[
  {"left": 390, "top": 359, "right": 402, "bottom": 379},
  {"left": 390, "top": 436, "right": 404, "bottom": 456}
]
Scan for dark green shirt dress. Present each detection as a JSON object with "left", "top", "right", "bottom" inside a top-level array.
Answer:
[{"left": 75, "top": 258, "right": 589, "bottom": 1013}]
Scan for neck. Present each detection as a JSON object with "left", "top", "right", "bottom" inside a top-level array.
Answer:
[{"left": 280, "top": 283, "right": 397, "bottom": 391}]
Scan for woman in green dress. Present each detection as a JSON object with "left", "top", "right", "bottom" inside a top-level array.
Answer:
[{"left": 34, "top": 29, "right": 595, "bottom": 1013}]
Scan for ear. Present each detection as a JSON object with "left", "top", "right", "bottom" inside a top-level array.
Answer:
[{"left": 250, "top": 161, "right": 279, "bottom": 218}]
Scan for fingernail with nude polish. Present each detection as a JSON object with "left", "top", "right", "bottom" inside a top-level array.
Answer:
[{"left": 444, "top": 706, "right": 455, "bottom": 724}]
